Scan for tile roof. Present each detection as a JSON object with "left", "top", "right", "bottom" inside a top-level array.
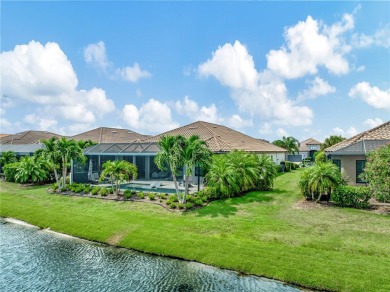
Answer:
[
  {"left": 0, "top": 134, "right": 10, "bottom": 138},
  {"left": 145, "top": 121, "right": 286, "bottom": 153},
  {"left": 0, "top": 143, "right": 46, "bottom": 154},
  {"left": 69, "top": 127, "right": 147, "bottom": 143},
  {"left": 325, "top": 120, "right": 390, "bottom": 153},
  {"left": 0, "top": 131, "right": 62, "bottom": 145},
  {"left": 298, "top": 138, "right": 322, "bottom": 151}
]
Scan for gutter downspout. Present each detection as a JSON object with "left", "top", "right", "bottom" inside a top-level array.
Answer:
[{"left": 362, "top": 139, "right": 367, "bottom": 155}]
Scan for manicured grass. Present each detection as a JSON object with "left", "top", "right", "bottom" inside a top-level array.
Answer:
[{"left": 1, "top": 170, "right": 389, "bottom": 291}]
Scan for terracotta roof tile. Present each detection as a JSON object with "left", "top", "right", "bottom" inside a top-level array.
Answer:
[
  {"left": 0, "top": 131, "right": 62, "bottom": 145},
  {"left": 69, "top": 127, "right": 147, "bottom": 143},
  {"left": 299, "top": 138, "right": 322, "bottom": 151},
  {"left": 325, "top": 120, "right": 390, "bottom": 152},
  {"left": 145, "top": 121, "right": 286, "bottom": 153}
]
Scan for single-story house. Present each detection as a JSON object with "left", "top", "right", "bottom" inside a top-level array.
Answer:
[
  {"left": 287, "top": 138, "right": 321, "bottom": 162},
  {"left": 70, "top": 127, "right": 148, "bottom": 143},
  {"left": 72, "top": 121, "right": 287, "bottom": 183},
  {"left": 325, "top": 121, "right": 390, "bottom": 185},
  {"left": 0, "top": 130, "right": 61, "bottom": 145}
]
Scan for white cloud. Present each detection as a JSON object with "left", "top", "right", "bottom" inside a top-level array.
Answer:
[
  {"left": 352, "top": 24, "right": 390, "bottom": 48},
  {"left": 198, "top": 41, "right": 313, "bottom": 126},
  {"left": 259, "top": 122, "right": 273, "bottom": 135},
  {"left": 175, "top": 96, "right": 221, "bottom": 123},
  {"left": 356, "top": 65, "right": 365, "bottom": 72},
  {"left": 349, "top": 82, "right": 390, "bottom": 110},
  {"left": 0, "top": 118, "right": 12, "bottom": 132},
  {"left": 331, "top": 126, "right": 358, "bottom": 138},
  {"left": 227, "top": 114, "right": 253, "bottom": 129},
  {"left": 267, "top": 14, "right": 353, "bottom": 79},
  {"left": 363, "top": 118, "right": 383, "bottom": 129},
  {"left": 276, "top": 128, "right": 288, "bottom": 138},
  {"left": 122, "top": 98, "right": 179, "bottom": 133},
  {"left": 84, "top": 41, "right": 110, "bottom": 70},
  {"left": 116, "top": 63, "right": 151, "bottom": 83},
  {"left": 297, "top": 76, "right": 336, "bottom": 101},
  {"left": 0, "top": 41, "right": 115, "bottom": 127},
  {"left": 23, "top": 114, "right": 58, "bottom": 131}
]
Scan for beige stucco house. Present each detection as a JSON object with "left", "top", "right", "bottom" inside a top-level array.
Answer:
[{"left": 325, "top": 121, "right": 390, "bottom": 185}]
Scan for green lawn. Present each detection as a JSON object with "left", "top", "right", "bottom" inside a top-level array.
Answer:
[{"left": 1, "top": 170, "right": 389, "bottom": 291}]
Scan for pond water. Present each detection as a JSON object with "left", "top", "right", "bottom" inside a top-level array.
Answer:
[{"left": 0, "top": 219, "right": 301, "bottom": 292}]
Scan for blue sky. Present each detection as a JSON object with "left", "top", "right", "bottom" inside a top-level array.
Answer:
[{"left": 1, "top": 1, "right": 389, "bottom": 142}]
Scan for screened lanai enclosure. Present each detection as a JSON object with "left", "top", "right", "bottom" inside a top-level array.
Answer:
[{"left": 71, "top": 142, "right": 180, "bottom": 184}]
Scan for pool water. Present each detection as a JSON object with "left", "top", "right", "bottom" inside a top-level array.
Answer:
[{"left": 121, "top": 183, "right": 178, "bottom": 194}]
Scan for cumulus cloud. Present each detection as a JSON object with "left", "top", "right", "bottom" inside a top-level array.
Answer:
[
  {"left": 352, "top": 24, "right": 390, "bottom": 48},
  {"left": 0, "top": 41, "right": 115, "bottom": 127},
  {"left": 122, "top": 98, "right": 179, "bottom": 133},
  {"left": 116, "top": 63, "right": 151, "bottom": 83},
  {"left": 276, "top": 128, "right": 288, "bottom": 138},
  {"left": 175, "top": 96, "right": 221, "bottom": 123},
  {"left": 198, "top": 41, "right": 313, "bottom": 126},
  {"left": 297, "top": 77, "right": 336, "bottom": 101},
  {"left": 332, "top": 126, "right": 358, "bottom": 138},
  {"left": 24, "top": 114, "right": 58, "bottom": 131},
  {"left": 227, "top": 114, "right": 253, "bottom": 129},
  {"left": 259, "top": 122, "right": 273, "bottom": 135},
  {"left": 349, "top": 82, "right": 390, "bottom": 110},
  {"left": 363, "top": 118, "right": 383, "bottom": 129},
  {"left": 267, "top": 14, "right": 353, "bottom": 79},
  {"left": 84, "top": 41, "right": 110, "bottom": 70}
]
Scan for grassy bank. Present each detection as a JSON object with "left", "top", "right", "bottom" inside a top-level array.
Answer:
[{"left": 1, "top": 170, "right": 389, "bottom": 291}]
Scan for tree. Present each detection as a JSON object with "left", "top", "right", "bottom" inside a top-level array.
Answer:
[
  {"left": 14, "top": 156, "right": 48, "bottom": 183},
  {"left": 321, "top": 135, "right": 345, "bottom": 150},
  {"left": 55, "top": 137, "right": 85, "bottom": 189},
  {"left": 256, "top": 154, "right": 278, "bottom": 191},
  {"left": 272, "top": 136, "right": 300, "bottom": 155},
  {"left": 182, "top": 135, "right": 212, "bottom": 203},
  {"left": 77, "top": 139, "right": 97, "bottom": 149},
  {"left": 314, "top": 151, "right": 327, "bottom": 163},
  {"left": 99, "top": 160, "right": 137, "bottom": 197},
  {"left": 299, "top": 162, "right": 342, "bottom": 202},
  {"left": 362, "top": 145, "right": 390, "bottom": 202},
  {"left": 228, "top": 151, "right": 259, "bottom": 193},
  {"left": 155, "top": 135, "right": 186, "bottom": 202},
  {"left": 0, "top": 150, "right": 17, "bottom": 166},
  {"left": 36, "top": 137, "right": 61, "bottom": 186}
]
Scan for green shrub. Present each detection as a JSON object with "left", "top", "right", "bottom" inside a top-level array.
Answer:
[
  {"left": 159, "top": 193, "right": 167, "bottom": 200},
  {"left": 91, "top": 187, "right": 100, "bottom": 195},
  {"left": 124, "top": 189, "right": 132, "bottom": 199},
  {"left": 194, "top": 198, "right": 204, "bottom": 206},
  {"left": 52, "top": 182, "right": 59, "bottom": 192},
  {"left": 200, "top": 195, "right": 208, "bottom": 202},
  {"left": 171, "top": 195, "right": 178, "bottom": 202},
  {"left": 315, "top": 151, "right": 327, "bottom": 163},
  {"left": 137, "top": 191, "right": 145, "bottom": 199},
  {"left": 178, "top": 203, "right": 184, "bottom": 209},
  {"left": 185, "top": 202, "right": 194, "bottom": 209},
  {"left": 186, "top": 195, "right": 194, "bottom": 202},
  {"left": 3, "top": 162, "right": 19, "bottom": 182},
  {"left": 169, "top": 202, "right": 177, "bottom": 209},
  {"left": 148, "top": 193, "right": 156, "bottom": 200},
  {"left": 83, "top": 184, "right": 92, "bottom": 194},
  {"left": 99, "top": 188, "right": 109, "bottom": 197},
  {"left": 332, "top": 185, "right": 371, "bottom": 209}
]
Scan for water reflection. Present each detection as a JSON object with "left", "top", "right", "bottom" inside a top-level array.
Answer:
[{"left": 0, "top": 220, "right": 301, "bottom": 291}]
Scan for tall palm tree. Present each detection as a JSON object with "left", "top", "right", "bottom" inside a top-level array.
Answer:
[
  {"left": 36, "top": 137, "right": 61, "bottom": 186},
  {"left": 154, "top": 135, "right": 185, "bottom": 201},
  {"left": 182, "top": 135, "right": 212, "bottom": 203},
  {"left": 100, "top": 160, "right": 137, "bottom": 196},
  {"left": 273, "top": 136, "right": 300, "bottom": 155},
  {"left": 77, "top": 139, "right": 97, "bottom": 149},
  {"left": 228, "top": 151, "right": 259, "bottom": 193},
  {"left": 321, "top": 135, "right": 345, "bottom": 150},
  {"left": 55, "top": 137, "right": 85, "bottom": 189}
]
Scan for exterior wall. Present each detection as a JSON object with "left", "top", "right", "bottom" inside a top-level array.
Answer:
[
  {"left": 331, "top": 155, "right": 367, "bottom": 186},
  {"left": 267, "top": 153, "right": 286, "bottom": 165}
]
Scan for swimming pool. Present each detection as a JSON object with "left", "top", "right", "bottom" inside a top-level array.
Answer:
[{"left": 121, "top": 183, "right": 178, "bottom": 194}]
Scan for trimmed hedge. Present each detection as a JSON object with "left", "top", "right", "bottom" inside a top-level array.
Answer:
[{"left": 332, "top": 185, "right": 371, "bottom": 209}]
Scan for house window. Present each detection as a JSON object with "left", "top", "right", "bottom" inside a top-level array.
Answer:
[
  {"left": 332, "top": 159, "right": 341, "bottom": 171},
  {"left": 356, "top": 160, "right": 366, "bottom": 183}
]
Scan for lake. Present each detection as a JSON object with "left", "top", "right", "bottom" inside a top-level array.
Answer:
[{"left": 0, "top": 219, "right": 301, "bottom": 291}]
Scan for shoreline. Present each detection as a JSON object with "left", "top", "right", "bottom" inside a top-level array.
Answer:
[{"left": 2, "top": 216, "right": 312, "bottom": 291}]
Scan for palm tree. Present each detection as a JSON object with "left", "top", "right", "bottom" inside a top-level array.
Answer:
[
  {"left": 77, "top": 139, "right": 97, "bottom": 149},
  {"left": 182, "top": 135, "right": 212, "bottom": 203},
  {"left": 99, "top": 160, "right": 137, "bottom": 197},
  {"left": 0, "top": 150, "right": 17, "bottom": 166},
  {"left": 256, "top": 154, "right": 278, "bottom": 190},
  {"left": 205, "top": 155, "right": 240, "bottom": 198},
  {"left": 15, "top": 156, "right": 48, "bottom": 183},
  {"left": 299, "top": 162, "right": 342, "bottom": 202},
  {"left": 228, "top": 151, "right": 259, "bottom": 193},
  {"left": 55, "top": 137, "right": 85, "bottom": 189},
  {"left": 36, "top": 137, "right": 61, "bottom": 186},
  {"left": 321, "top": 135, "right": 345, "bottom": 150},
  {"left": 154, "top": 135, "right": 185, "bottom": 202},
  {"left": 272, "top": 136, "right": 300, "bottom": 155}
]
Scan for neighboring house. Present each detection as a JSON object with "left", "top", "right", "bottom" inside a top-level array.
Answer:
[
  {"left": 0, "top": 130, "right": 61, "bottom": 145},
  {"left": 288, "top": 138, "right": 321, "bottom": 162},
  {"left": 325, "top": 121, "right": 390, "bottom": 185},
  {"left": 70, "top": 127, "right": 148, "bottom": 143},
  {"left": 73, "top": 121, "right": 287, "bottom": 183}
]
